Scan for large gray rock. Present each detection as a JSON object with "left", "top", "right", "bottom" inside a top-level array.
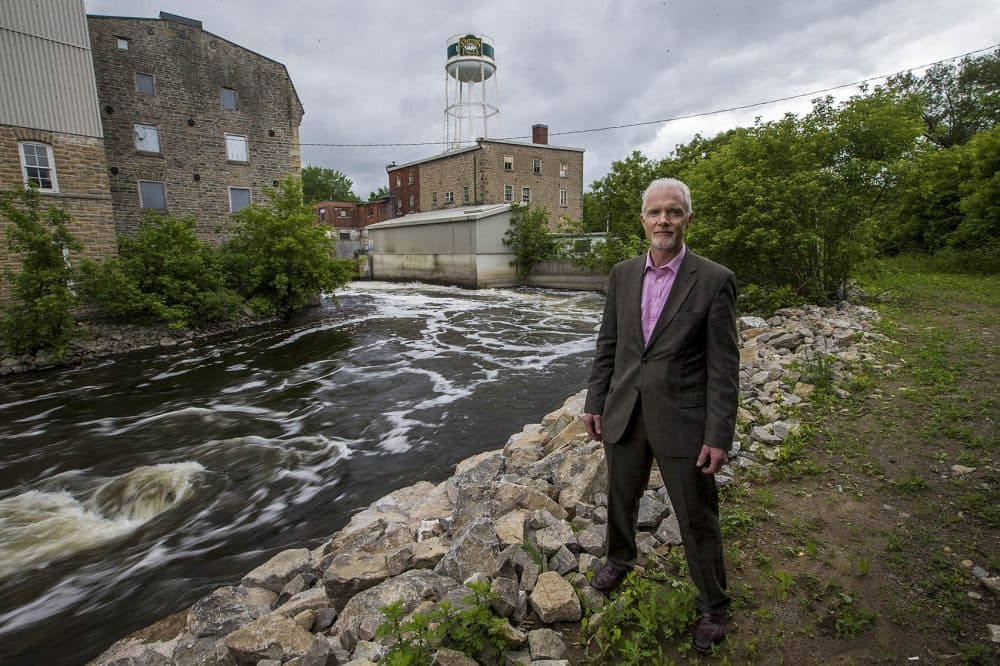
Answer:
[
  {"left": 528, "top": 628, "right": 567, "bottom": 660},
  {"left": 410, "top": 535, "right": 450, "bottom": 569},
  {"left": 490, "top": 575, "right": 520, "bottom": 617},
  {"left": 528, "top": 572, "right": 581, "bottom": 623},
  {"left": 274, "top": 586, "right": 332, "bottom": 617},
  {"left": 435, "top": 517, "right": 500, "bottom": 583},
  {"left": 576, "top": 524, "right": 605, "bottom": 555},
  {"left": 187, "top": 586, "right": 276, "bottom": 639},
  {"left": 637, "top": 494, "right": 670, "bottom": 529},
  {"left": 322, "top": 553, "right": 392, "bottom": 609},
  {"left": 90, "top": 638, "right": 175, "bottom": 665},
  {"left": 432, "top": 648, "right": 479, "bottom": 665},
  {"left": 333, "top": 570, "right": 460, "bottom": 652},
  {"left": 547, "top": 545, "right": 577, "bottom": 575},
  {"left": 495, "top": 509, "right": 530, "bottom": 546},
  {"left": 655, "top": 514, "right": 683, "bottom": 546},
  {"left": 242, "top": 549, "right": 312, "bottom": 594},
  {"left": 533, "top": 519, "right": 577, "bottom": 555},
  {"left": 223, "top": 613, "right": 315, "bottom": 664},
  {"left": 172, "top": 634, "right": 237, "bottom": 665}
]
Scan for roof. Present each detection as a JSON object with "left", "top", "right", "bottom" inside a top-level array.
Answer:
[
  {"left": 386, "top": 136, "right": 584, "bottom": 172},
  {"left": 313, "top": 200, "right": 358, "bottom": 208},
  {"left": 367, "top": 204, "right": 512, "bottom": 230}
]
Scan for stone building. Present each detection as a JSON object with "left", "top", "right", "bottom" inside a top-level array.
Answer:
[
  {"left": 386, "top": 124, "right": 584, "bottom": 228},
  {"left": 0, "top": 0, "right": 118, "bottom": 303},
  {"left": 87, "top": 11, "right": 304, "bottom": 241}
]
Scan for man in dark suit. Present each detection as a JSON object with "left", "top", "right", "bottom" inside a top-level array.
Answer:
[{"left": 583, "top": 177, "right": 739, "bottom": 654}]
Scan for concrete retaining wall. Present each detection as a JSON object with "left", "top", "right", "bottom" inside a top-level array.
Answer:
[{"left": 525, "top": 260, "right": 606, "bottom": 291}]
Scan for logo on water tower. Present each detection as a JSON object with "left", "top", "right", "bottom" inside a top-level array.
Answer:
[{"left": 459, "top": 35, "right": 481, "bottom": 56}]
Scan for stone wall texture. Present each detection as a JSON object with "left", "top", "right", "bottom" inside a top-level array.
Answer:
[
  {"left": 0, "top": 125, "right": 117, "bottom": 304},
  {"left": 88, "top": 16, "right": 304, "bottom": 242}
]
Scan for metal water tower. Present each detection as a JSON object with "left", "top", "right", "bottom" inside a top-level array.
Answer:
[{"left": 444, "top": 33, "right": 498, "bottom": 150}]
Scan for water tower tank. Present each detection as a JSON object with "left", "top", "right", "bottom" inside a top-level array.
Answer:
[{"left": 444, "top": 34, "right": 499, "bottom": 149}]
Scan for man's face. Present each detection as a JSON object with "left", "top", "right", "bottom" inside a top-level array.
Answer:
[{"left": 641, "top": 185, "right": 691, "bottom": 259}]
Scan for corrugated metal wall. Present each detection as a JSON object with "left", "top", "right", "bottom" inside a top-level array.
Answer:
[{"left": 0, "top": 0, "right": 103, "bottom": 137}]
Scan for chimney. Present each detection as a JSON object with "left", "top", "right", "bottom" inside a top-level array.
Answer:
[{"left": 532, "top": 124, "right": 549, "bottom": 145}]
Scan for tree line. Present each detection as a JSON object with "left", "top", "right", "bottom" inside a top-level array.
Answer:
[{"left": 1, "top": 178, "right": 356, "bottom": 359}]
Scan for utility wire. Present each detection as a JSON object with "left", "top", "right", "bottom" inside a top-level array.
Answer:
[{"left": 299, "top": 42, "right": 999, "bottom": 148}]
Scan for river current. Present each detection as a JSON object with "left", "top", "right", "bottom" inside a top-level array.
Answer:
[{"left": 0, "top": 281, "right": 604, "bottom": 665}]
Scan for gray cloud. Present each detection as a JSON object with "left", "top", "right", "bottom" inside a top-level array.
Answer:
[{"left": 86, "top": 0, "right": 998, "bottom": 196}]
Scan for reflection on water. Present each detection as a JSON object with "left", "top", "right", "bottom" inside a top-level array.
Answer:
[{"left": 0, "top": 281, "right": 603, "bottom": 664}]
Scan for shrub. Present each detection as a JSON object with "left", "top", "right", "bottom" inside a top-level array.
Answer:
[
  {"left": 503, "top": 203, "right": 558, "bottom": 279},
  {"left": 0, "top": 187, "right": 82, "bottom": 358},
  {"left": 78, "top": 214, "right": 241, "bottom": 329},
  {"left": 221, "top": 176, "right": 354, "bottom": 314}
]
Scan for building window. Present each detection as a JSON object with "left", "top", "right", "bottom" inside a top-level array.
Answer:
[
  {"left": 462, "top": 186, "right": 470, "bottom": 203},
  {"left": 339, "top": 231, "right": 351, "bottom": 241},
  {"left": 503, "top": 155, "right": 513, "bottom": 171},
  {"left": 408, "top": 171, "right": 414, "bottom": 185},
  {"left": 559, "top": 189, "right": 568, "bottom": 207},
  {"left": 135, "top": 73, "right": 155, "bottom": 95},
  {"left": 339, "top": 209, "right": 348, "bottom": 218},
  {"left": 133, "top": 123, "right": 160, "bottom": 153},
  {"left": 432, "top": 192, "right": 438, "bottom": 207},
  {"left": 395, "top": 175, "right": 401, "bottom": 187},
  {"left": 521, "top": 187, "right": 531, "bottom": 204},
  {"left": 229, "top": 187, "right": 251, "bottom": 212},
  {"left": 220, "top": 87, "right": 238, "bottom": 110},
  {"left": 225, "top": 134, "right": 248, "bottom": 162},
  {"left": 533, "top": 159, "right": 541, "bottom": 175},
  {"left": 116, "top": 37, "right": 129, "bottom": 51},
  {"left": 408, "top": 194, "right": 415, "bottom": 210},
  {"left": 560, "top": 162, "right": 568, "bottom": 178},
  {"left": 504, "top": 184, "right": 512, "bottom": 202},
  {"left": 18, "top": 142, "right": 58, "bottom": 192},
  {"left": 139, "top": 180, "right": 166, "bottom": 209},
  {"left": 445, "top": 191, "right": 454, "bottom": 204},
  {"left": 319, "top": 207, "right": 326, "bottom": 221}
]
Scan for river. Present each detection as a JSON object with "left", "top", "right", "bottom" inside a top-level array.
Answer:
[{"left": 0, "top": 281, "right": 605, "bottom": 665}]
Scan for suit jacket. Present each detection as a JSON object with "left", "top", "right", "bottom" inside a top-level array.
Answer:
[{"left": 584, "top": 249, "right": 740, "bottom": 456}]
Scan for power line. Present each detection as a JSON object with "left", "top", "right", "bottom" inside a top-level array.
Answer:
[{"left": 299, "top": 42, "right": 999, "bottom": 148}]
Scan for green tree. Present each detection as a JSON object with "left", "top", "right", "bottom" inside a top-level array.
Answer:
[
  {"left": 78, "top": 215, "right": 241, "bottom": 329},
  {"left": 584, "top": 151, "right": 662, "bottom": 242},
  {"left": 0, "top": 186, "right": 82, "bottom": 358},
  {"left": 887, "top": 48, "right": 999, "bottom": 148},
  {"left": 222, "top": 176, "right": 355, "bottom": 314},
  {"left": 368, "top": 185, "right": 390, "bottom": 202},
  {"left": 502, "top": 204, "right": 557, "bottom": 279},
  {"left": 301, "top": 165, "right": 359, "bottom": 203}
]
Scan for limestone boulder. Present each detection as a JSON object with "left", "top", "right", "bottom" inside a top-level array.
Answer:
[
  {"left": 528, "top": 628, "right": 567, "bottom": 660},
  {"left": 187, "top": 585, "right": 276, "bottom": 639},
  {"left": 435, "top": 516, "right": 500, "bottom": 583},
  {"left": 242, "top": 549, "right": 312, "bottom": 594},
  {"left": 223, "top": 613, "right": 315, "bottom": 664},
  {"left": 528, "top": 572, "right": 581, "bottom": 623},
  {"left": 322, "top": 553, "right": 392, "bottom": 609}
]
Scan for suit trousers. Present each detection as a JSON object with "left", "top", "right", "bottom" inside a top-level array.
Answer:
[{"left": 604, "top": 398, "right": 731, "bottom": 613}]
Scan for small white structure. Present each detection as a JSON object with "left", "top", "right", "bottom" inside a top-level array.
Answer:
[
  {"left": 367, "top": 204, "right": 516, "bottom": 288},
  {"left": 444, "top": 33, "right": 498, "bottom": 149}
]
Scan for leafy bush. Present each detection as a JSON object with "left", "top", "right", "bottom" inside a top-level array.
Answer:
[
  {"left": 78, "top": 214, "right": 241, "bottom": 329},
  {"left": 0, "top": 187, "right": 82, "bottom": 358},
  {"left": 376, "top": 581, "right": 509, "bottom": 666},
  {"left": 221, "top": 176, "right": 354, "bottom": 314},
  {"left": 502, "top": 203, "right": 558, "bottom": 279}
]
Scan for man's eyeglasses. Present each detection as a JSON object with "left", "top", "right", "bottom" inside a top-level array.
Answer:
[{"left": 644, "top": 207, "right": 687, "bottom": 222}]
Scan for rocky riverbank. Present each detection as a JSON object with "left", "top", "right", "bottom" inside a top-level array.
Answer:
[
  {"left": 86, "top": 299, "right": 896, "bottom": 665},
  {"left": 0, "top": 315, "right": 277, "bottom": 378}
]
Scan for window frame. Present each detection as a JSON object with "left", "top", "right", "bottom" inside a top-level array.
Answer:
[
  {"left": 444, "top": 191, "right": 454, "bottom": 204},
  {"left": 224, "top": 133, "right": 249, "bottom": 162},
  {"left": 116, "top": 37, "right": 130, "bottom": 51},
  {"left": 462, "top": 186, "right": 470, "bottom": 203},
  {"left": 533, "top": 158, "right": 542, "bottom": 175},
  {"left": 503, "top": 155, "right": 513, "bottom": 171},
  {"left": 408, "top": 194, "right": 415, "bottom": 210},
  {"left": 432, "top": 191, "right": 438, "bottom": 207},
  {"left": 135, "top": 72, "right": 155, "bottom": 96},
  {"left": 138, "top": 180, "right": 167, "bottom": 210},
  {"left": 521, "top": 187, "right": 531, "bottom": 204},
  {"left": 220, "top": 87, "right": 238, "bottom": 110},
  {"left": 503, "top": 184, "right": 513, "bottom": 202},
  {"left": 228, "top": 186, "right": 251, "bottom": 213},
  {"left": 133, "top": 123, "right": 161, "bottom": 153},
  {"left": 559, "top": 189, "right": 568, "bottom": 207},
  {"left": 559, "top": 162, "right": 568, "bottom": 178},
  {"left": 18, "top": 142, "right": 59, "bottom": 193}
]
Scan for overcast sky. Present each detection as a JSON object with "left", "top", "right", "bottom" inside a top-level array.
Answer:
[{"left": 84, "top": 0, "right": 999, "bottom": 199}]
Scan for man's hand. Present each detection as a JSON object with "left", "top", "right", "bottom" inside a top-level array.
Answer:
[
  {"left": 696, "top": 445, "right": 728, "bottom": 474},
  {"left": 583, "top": 413, "right": 603, "bottom": 441}
]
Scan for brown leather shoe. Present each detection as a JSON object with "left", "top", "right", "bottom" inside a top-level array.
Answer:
[
  {"left": 590, "top": 562, "right": 630, "bottom": 592},
  {"left": 692, "top": 612, "right": 727, "bottom": 654}
]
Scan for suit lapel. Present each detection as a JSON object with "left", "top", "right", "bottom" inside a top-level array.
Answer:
[
  {"left": 624, "top": 257, "right": 646, "bottom": 350},
  {"left": 645, "top": 251, "right": 698, "bottom": 349}
]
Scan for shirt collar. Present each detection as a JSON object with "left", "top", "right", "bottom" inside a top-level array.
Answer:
[{"left": 645, "top": 244, "right": 686, "bottom": 273}]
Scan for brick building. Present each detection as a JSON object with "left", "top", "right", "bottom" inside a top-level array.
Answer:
[
  {"left": 0, "top": 0, "right": 118, "bottom": 303},
  {"left": 386, "top": 124, "right": 584, "bottom": 227},
  {"left": 87, "top": 11, "right": 304, "bottom": 241}
]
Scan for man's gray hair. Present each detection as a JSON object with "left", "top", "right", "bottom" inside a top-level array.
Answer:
[{"left": 642, "top": 178, "right": 692, "bottom": 215}]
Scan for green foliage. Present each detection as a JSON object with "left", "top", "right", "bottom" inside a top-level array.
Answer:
[
  {"left": 0, "top": 186, "right": 82, "bottom": 357},
  {"left": 377, "top": 581, "right": 509, "bottom": 666},
  {"left": 301, "top": 165, "right": 359, "bottom": 203},
  {"left": 582, "top": 569, "right": 697, "bottom": 665},
  {"left": 502, "top": 203, "right": 557, "bottom": 279},
  {"left": 737, "top": 283, "right": 804, "bottom": 315},
  {"left": 368, "top": 185, "right": 390, "bottom": 202},
  {"left": 573, "top": 233, "right": 647, "bottom": 272},
  {"left": 222, "top": 176, "right": 355, "bottom": 315},
  {"left": 78, "top": 215, "right": 241, "bottom": 329},
  {"left": 831, "top": 594, "right": 876, "bottom": 637},
  {"left": 584, "top": 151, "right": 661, "bottom": 243}
]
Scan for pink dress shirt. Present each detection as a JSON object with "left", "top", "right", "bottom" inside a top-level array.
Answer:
[{"left": 641, "top": 245, "right": 686, "bottom": 346}]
